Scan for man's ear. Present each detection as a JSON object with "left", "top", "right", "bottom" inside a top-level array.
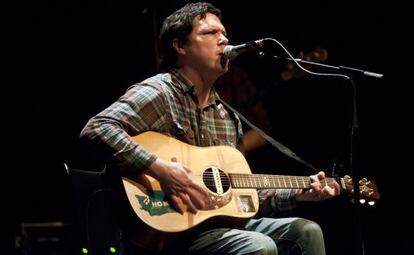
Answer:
[{"left": 173, "top": 38, "right": 186, "bottom": 56}]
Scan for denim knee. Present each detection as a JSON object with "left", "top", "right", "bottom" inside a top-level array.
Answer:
[
  {"left": 290, "top": 218, "right": 325, "bottom": 255},
  {"left": 297, "top": 219, "right": 324, "bottom": 241},
  {"left": 248, "top": 232, "right": 278, "bottom": 255}
]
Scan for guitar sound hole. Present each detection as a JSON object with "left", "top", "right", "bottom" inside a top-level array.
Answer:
[{"left": 203, "top": 168, "right": 230, "bottom": 194}]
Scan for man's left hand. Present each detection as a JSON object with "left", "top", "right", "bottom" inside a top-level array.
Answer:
[{"left": 295, "top": 171, "right": 341, "bottom": 201}]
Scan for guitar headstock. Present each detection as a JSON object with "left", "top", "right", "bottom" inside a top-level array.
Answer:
[{"left": 341, "top": 175, "right": 381, "bottom": 206}]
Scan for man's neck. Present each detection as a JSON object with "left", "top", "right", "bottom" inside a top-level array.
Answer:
[{"left": 178, "top": 67, "right": 215, "bottom": 108}]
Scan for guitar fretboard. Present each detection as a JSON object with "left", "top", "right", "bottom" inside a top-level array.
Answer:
[{"left": 229, "top": 174, "right": 336, "bottom": 189}]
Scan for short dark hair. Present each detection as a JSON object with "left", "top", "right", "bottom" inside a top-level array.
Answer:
[{"left": 159, "top": 2, "right": 222, "bottom": 70}]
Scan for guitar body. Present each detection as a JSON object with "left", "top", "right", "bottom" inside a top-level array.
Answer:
[{"left": 120, "top": 131, "right": 258, "bottom": 250}]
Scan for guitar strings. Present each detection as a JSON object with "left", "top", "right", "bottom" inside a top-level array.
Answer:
[{"left": 189, "top": 173, "right": 335, "bottom": 187}]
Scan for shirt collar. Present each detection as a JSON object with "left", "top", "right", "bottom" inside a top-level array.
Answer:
[
  {"left": 170, "top": 68, "right": 221, "bottom": 109},
  {"left": 169, "top": 69, "right": 193, "bottom": 93}
]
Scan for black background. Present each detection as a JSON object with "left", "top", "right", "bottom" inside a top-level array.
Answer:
[{"left": 13, "top": 0, "right": 410, "bottom": 254}]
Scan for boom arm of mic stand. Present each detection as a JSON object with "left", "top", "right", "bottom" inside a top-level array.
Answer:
[{"left": 272, "top": 55, "right": 384, "bottom": 79}]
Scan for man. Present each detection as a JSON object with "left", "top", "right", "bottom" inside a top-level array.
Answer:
[{"left": 80, "top": 2, "right": 340, "bottom": 254}]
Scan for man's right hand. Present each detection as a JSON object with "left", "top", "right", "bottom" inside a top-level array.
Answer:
[{"left": 148, "top": 158, "right": 210, "bottom": 214}]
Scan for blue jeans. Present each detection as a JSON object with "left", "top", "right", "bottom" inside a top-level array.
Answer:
[{"left": 187, "top": 217, "right": 326, "bottom": 255}]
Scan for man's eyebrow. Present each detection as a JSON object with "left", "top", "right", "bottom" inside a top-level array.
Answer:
[{"left": 207, "top": 26, "right": 227, "bottom": 35}]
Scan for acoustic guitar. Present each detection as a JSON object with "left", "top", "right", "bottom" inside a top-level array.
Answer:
[{"left": 119, "top": 131, "right": 380, "bottom": 251}]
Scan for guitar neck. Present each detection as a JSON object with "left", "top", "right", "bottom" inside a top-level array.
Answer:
[{"left": 229, "top": 173, "right": 337, "bottom": 189}]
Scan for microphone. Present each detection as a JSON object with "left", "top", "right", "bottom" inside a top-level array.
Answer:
[{"left": 223, "top": 39, "right": 266, "bottom": 60}]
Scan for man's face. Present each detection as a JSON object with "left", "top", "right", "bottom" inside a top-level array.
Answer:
[{"left": 182, "top": 13, "right": 229, "bottom": 76}]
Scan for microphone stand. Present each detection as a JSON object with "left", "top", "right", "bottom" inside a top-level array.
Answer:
[
  {"left": 348, "top": 78, "right": 365, "bottom": 255},
  {"left": 265, "top": 50, "right": 383, "bottom": 255}
]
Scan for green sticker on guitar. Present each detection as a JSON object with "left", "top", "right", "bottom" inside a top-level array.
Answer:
[{"left": 136, "top": 191, "right": 176, "bottom": 216}]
